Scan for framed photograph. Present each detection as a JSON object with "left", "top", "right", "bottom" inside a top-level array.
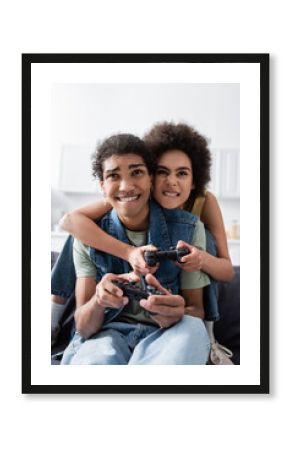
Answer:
[{"left": 22, "top": 53, "right": 269, "bottom": 394}]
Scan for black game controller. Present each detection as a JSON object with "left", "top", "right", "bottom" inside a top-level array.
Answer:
[
  {"left": 112, "top": 280, "right": 162, "bottom": 303},
  {"left": 144, "top": 246, "right": 190, "bottom": 267},
  {"left": 112, "top": 280, "right": 163, "bottom": 316}
]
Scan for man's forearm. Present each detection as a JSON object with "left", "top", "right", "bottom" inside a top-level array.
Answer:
[
  {"left": 75, "top": 294, "right": 105, "bottom": 339},
  {"left": 184, "top": 305, "right": 205, "bottom": 319},
  {"left": 182, "top": 288, "right": 205, "bottom": 319}
]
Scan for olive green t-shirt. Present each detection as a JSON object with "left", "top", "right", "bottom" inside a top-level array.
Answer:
[{"left": 73, "top": 220, "right": 210, "bottom": 325}]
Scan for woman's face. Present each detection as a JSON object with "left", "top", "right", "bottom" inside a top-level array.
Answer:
[{"left": 153, "top": 149, "right": 194, "bottom": 209}]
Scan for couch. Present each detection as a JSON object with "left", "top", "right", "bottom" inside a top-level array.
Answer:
[{"left": 51, "top": 252, "right": 240, "bottom": 364}]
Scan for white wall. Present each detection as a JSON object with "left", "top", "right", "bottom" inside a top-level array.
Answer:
[{"left": 51, "top": 83, "right": 240, "bottom": 231}]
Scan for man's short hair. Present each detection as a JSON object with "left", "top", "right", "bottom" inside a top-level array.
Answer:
[{"left": 92, "top": 133, "right": 153, "bottom": 180}]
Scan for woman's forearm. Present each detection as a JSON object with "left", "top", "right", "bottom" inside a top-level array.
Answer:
[
  {"left": 200, "top": 251, "right": 235, "bottom": 282},
  {"left": 60, "top": 212, "right": 133, "bottom": 262}
]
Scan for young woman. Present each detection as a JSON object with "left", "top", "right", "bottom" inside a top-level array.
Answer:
[{"left": 52, "top": 122, "right": 234, "bottom": 363}]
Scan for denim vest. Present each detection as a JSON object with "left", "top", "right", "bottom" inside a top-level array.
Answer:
[{"left": 89, "top": 199, "right": 198, "bottom": 324}]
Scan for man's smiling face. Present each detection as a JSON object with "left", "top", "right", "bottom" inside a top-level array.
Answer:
[{"left": 100, "top": 153, "right": 152, "bottom": 230}]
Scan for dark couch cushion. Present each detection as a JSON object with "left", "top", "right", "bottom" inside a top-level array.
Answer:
[{"left": 214, "top": 267, "right": 240, "bottom": 364}]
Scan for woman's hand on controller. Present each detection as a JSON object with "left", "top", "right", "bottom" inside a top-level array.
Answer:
[
  {"left": 175, "top": 240, "right": 203, "bottom": 272},
  {"left": 127, "top": 245, "right": 159, "bottom": 275}
]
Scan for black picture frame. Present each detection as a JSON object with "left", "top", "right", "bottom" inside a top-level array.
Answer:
[{"left": 22, "top": 53, "right": 269, "bottom": 394}]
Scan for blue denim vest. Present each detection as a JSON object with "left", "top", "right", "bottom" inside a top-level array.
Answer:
[
  {"left": 51, "top": 206, "right": 220, "bottom": 324},
  {"left": 89, "top": 199, "right": 198, "bottom": 324}
]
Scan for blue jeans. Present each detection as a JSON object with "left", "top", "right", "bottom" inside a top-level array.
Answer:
[
  {"left": 61, "top": 315, "right": 210, "bottom": 365},
  {"left": 51, "top": 235, "right": 75, "bottom": 298}
]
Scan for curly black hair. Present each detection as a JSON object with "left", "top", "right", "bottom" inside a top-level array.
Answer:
[
  {"left": 92, "top": 133, "right": 154, "bottom": 180},
  {"left": 143, "top": 122, "right": 211, "bottom": 211}
]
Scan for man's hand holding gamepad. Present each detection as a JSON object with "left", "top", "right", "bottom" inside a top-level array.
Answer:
[
  {"left": 175, "top": 240, "right": 203, "bottom": 272},
  {"left": 127, "top": 244, "right": 159, "bottom": 275},
  {"left": 139, "top": 274, "right": 185, "bottom": 328},
  {"left": 95, "top": 272, "right": 140, "bottom": 309}
]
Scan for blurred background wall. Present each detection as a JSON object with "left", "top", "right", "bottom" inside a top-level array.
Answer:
[{"left": 51, "top": 83, "right": 240, "bottom": 263}]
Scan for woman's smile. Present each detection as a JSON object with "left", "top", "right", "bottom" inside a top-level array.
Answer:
[{"left": 162, "top": 190, "right": 180, "bottom": 197}]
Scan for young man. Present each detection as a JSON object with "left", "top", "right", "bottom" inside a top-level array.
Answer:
[{"left": 60, "top": 133, "right": 210, "bottom": 365}]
